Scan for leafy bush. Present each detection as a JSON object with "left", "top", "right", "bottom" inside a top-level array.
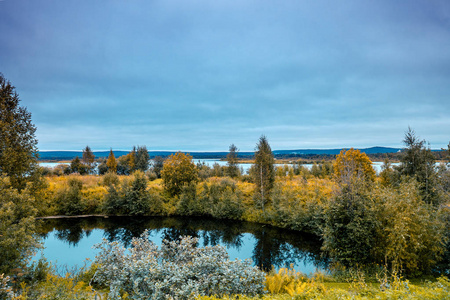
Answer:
[
  {"left": 93, "top": 233, "right": 266, "bottom": 299},
  {"left": 101, "top": 172, "right": 119, "bottom": 186},
  {"left": 54, "top": 177, "right": 84, "bottom": 216}
]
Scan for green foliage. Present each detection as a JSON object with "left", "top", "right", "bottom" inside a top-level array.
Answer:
[
  {"left": 252, "top": 135, "right": 275, "bottom": 211},
  {"left": 197, "top": 178, "right": 245, "bottom": 220},
  {"left": 372, "top": 180, "right": 447, "bottom": 275},
  {"left": 103, "top": 171, "right": 163, "bottom": 216},
  {"left": 121, "top": 170, "right": 151, "bottom": 215},
  {"left": 97, "top": 158, "right": 108, "bottom": 175},
  {"left": 268, "top": 179, "right": 332, "bottom": 233},
  {"left": 135, "top": 145, "right": 150, "bottom": 172},
  {"left": 70, "top": 156, "right": 89, "bottom": 175},
  {"left": 310, "top": 162, "right": 333, "bottom": 179},
  {"left": 0, "top": 177, "right": 40, "bottom": 274},
  {"left": 151, "top": 156, "right": 165, "bottom": 178},
  {"left": 322, "top": 178, "right": 448, "bottom": 276},
  {"left": 161, "top": 152, "right": 198, "bottom": 196},
  {"left": 397, "top": 127, "right": 439, "bottom": 205},
  {"left": 117, "top": 149, "right": 136, "bottom": 175},
  {"left": 0, "top": 262, "right": 102, "bottom": 299},
  {"left": 322, "top": 185, "right": 378, "bottom": 267},
  {"left": 101, "top": 171, "right": 119, "bottom": 187},
  {"left": 379, "top": 157, "right": 397, "bottom": 187},
  {"left": 81, "top": 145, "right": 95, "bottom": 173},
  {"left": 226, "top": 144, "right": 240, "bottom": 178},
  {"left": 103, "top": 184, "right": 122, "bottom": 215},
  {"left": 0, "top": 74, "right": 39, "bottom": 191},
  {"left": 55, "top": 177, "right": 84, "bottom": 216}
]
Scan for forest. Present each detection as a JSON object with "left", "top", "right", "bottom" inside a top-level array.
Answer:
[{"left": 1, "top": 73, "right": 450, "bottom": 299}]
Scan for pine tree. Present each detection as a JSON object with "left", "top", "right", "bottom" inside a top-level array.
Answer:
[
  {"left": 107, "top": 149, "right": 117, "bottom": 173},
  {"left": 397, "top": 127, "right": 438, "bottom": 204},
  {"left": 82, "top": 145, "right": 95, "bottom": 172}
]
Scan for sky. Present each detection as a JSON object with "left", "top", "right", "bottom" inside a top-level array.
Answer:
[{"left": 1, "top": 0, "right": 450, "bottom": 151}]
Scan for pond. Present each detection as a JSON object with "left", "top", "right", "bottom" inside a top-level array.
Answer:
[{"left": 35, "top": 216, "right": 328, "bottom": 274}]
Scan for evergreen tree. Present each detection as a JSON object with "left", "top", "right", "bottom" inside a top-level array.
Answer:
[
  {"left": 82, "top": 145, "right": 95, "bottom": 172},
  {"left": 226, "top": 144, "right": 240, "bottom": 178},
  {"left": 397, "top": 127, "right": 438, "bottom": 204},
  {"left": 106, "top": 149, "right": 117, "bottom": 173},
  {"left": 135, "top": 145, "right": 150, "bottom": 172},
  {"left": 253, "top": 135, "right": 275, "bottom": 211},
  {"left": 0, "top": 73, "right": 38, "bottom": 190}
]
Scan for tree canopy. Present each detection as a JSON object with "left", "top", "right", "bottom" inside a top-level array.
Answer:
[
  {"left": 333, "top": 148, "right": 375, "bottom": 187},
  {"left": 161, "top": 152, "right": 198, "bottom": 196},
  {"left": 0, "top": 73, "right": 38, "bottom": 190}
]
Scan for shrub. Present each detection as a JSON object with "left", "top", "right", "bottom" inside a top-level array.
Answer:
[
  {"left": 101, "top": 172, "right": 119, "bottom": 186},
  {"left": 93, "top": 233, "right": 266, "bottom": 299},
  {"left": 55, "top": 177, "right": 84, "bottom": 216}
]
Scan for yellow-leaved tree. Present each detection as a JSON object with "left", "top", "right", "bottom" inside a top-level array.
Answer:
[
  {"left": 161, "top": 152, "right": 198, "bottom": 196},
  {"left": 106, "top": 149, "right": 117, "bottom": 173},
  {"left": 333, "top": 148, "right": 375, "bottom": 186}
]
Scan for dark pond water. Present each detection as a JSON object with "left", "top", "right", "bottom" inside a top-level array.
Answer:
[{"left": 35, "top": 216, "right": 328, "bottom": 274}]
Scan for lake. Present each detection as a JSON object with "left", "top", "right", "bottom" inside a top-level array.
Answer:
[{"left": 35, "top": 216, "right": 328, "bottom": 274}]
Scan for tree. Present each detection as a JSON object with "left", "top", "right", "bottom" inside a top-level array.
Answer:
[
  {"left": 397, "top": 127, "right": 438, "bottom": 204},
  {"left": 253, "top": 135, "right": 275, "bottom": 211},
  {"left": 152, "top": 156, "right": 165, "bottom": 178},
  {"left": 117, "top": 147, "right": 136, "bottom": 175},
  {"left": 161, "top": 152, "right": 198, "bottom": 196},
  {"left": 0, "top": 73, "right": 39, "bottom": 190},
  {"left": 70, "top": 156, "right": 88, "bottom": 175},
  {"left": 322, "top": 185, "right": 377, "bottom": 268},
  {"left": 135, "top": 145, "right": 150, "bottom": 172},
  {"left": 372, "top": 179, "right": 446, "bottom": 275},
  {"left": 106, "top": 149, "right": 117, "bottom": 173},
  {"left": 0, "top": 177, "right": 40, "bottom": 274},
  {"left": 333, "top": 148, "right": 375, "bottom": 187},
  {"left": 82, "top": 145, "right": 95, "bottom": 173},
  {"left": 226, "top": 144, "right": 240, "bottom": 178}
]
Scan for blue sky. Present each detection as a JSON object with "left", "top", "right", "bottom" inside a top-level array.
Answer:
[{"left": 1, "top": 0, "right": 450, "bottom": 151}]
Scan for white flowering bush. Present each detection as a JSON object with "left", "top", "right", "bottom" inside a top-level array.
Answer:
[{"left": 93, "top": 232, "right": 266, "bottom": 299}]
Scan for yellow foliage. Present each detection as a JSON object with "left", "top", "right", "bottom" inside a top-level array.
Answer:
[
  {"left": 81, "top": 186, "right": 107, "bottom": 214},
  {"left": 334, "top": 148, "right": 376, "bottom": 184},
  {"left": 265, "top": 267, "right": 308, "bottom": 295}
]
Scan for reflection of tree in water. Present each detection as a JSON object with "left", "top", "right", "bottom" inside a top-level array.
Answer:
[
  {"left": 251, "top": 226, "right": 327, "bottom": 272},
  {"left": 37, "top": 216, "right": 326, "bottom": 271},
  {"left": 37, "top": 218, "right": 103, "bottom": 246}
]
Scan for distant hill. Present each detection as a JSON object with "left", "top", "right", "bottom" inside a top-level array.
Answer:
[
  {"left": 272, "top": 146, "right": 402, "bottom": 156},
  {"left": 38, "top": 146, "right": 402, "bottom": 161}
]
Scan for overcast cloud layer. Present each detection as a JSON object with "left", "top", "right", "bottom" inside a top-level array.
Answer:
[{"left": 1, "top": 0, "right": 449, "bottom": 151}]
